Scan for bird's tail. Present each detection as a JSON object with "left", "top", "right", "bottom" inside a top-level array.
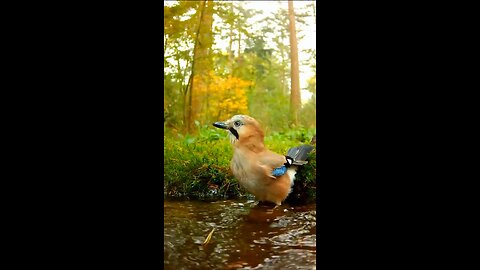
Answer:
[{"left": 286, "top": 145, "right": 315, "bottom": 166}]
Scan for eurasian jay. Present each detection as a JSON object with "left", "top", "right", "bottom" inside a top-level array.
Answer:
[{"left": 213, "top": 115, "right": 314, "bottom": 206}]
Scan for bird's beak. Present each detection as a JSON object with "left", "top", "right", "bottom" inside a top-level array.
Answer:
[{"left": 213, "top": 121, "right": 228, "bottom": 129}]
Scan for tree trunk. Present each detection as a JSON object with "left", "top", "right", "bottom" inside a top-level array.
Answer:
[
  {"left": 280, "top": 32, "right": 287, "bottom": 95},
  {"left": 228, "top": 5, "right": 234, "bottom": 74},
  {"left": 238, "top": 32, "right": 241, "bottom": 58},
  {"left": 185, "top": 0, "right": 214, "bottom": 133},
  {"left": 288, "top": 1, "right": 301, "bottom": 126},
  {"left": 184, "top": 1, "right": 205, "bottom": 133},
  {"left": 312, "top": 1, "right": 316, "bottom": 25},
  {"left": 184, "top": 73, "right": 193, "bottom": 130},
  {"left": 228, "top": 28, "right": 234, "bottom": 75}
]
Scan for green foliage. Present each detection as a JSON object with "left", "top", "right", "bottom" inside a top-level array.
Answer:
[
  {"left": 164, "top": 1, "right": 316, "bottom": 135},
  {"left": 164, "top": 126, "right": 238, "bottom": 200},
  {"left": 265, "top": 127, "right": 316, "bottom": 149},
  {"left": 285, "top": 150, "right": 317, "bottom": 205},
  {"left": 164, "top": 125, "right": 316, "bottom": 202},
  {"left": 299, "top": 98, "right": 316, "bottom": 128},
  {"left": 164, "top": 2, "right": 317, "bottom": 202}
]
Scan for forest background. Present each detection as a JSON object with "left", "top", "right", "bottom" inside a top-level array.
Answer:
[{"left": 164, "top": 1, "right": 317, "bottom": 199}]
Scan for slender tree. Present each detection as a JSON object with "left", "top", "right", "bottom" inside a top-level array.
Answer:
[
  {"left": 313, "top": 1, "right": 316, "bottom": 25},
  {"left": 288, "top": 1, "right": 301, "bottom": 126},
  {"left": 185, "top": 0, "right": 214, "bottom": 133}
]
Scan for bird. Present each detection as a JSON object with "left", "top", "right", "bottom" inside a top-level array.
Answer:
[{"left": 213, "top": 115, "right": 314, "bottom": 206}]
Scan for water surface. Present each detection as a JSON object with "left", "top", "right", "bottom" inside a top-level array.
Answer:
[{"left": 164, "top": 199, "right": 316, "bottom": 269}]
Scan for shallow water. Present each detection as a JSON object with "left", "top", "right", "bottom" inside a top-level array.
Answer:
[{"left": 164, "top": 199, "right": 316, "bottom": 270}]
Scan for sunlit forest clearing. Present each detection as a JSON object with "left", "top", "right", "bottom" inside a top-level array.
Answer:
[{"left": 164, "top": 1, "right": 317, "bottom": 200}]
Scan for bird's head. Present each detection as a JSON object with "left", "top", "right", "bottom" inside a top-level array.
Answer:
[{"left": 213, "top": 115, "right": 265, "bottom": 147}]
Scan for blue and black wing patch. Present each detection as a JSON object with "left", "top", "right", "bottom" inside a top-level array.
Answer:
[
  {"left": 272, "top": 165, "right": 288, "bottom": 177},
  {"left": 271, "top": 156, "right": 294, "bottom": 177},
  {"left": 271, "top": 149, "right": 313, "bottom": 177}
]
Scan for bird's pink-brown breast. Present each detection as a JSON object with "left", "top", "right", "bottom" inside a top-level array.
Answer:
[{"left": 231, "top": 146, "right": 293, "bottom": 205}]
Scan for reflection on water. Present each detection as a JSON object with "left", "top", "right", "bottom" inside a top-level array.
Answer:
[{"left": 164, "top": 199, "right": 316, "bottom": 270}]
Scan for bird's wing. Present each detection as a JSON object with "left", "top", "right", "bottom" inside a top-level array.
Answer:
[
  {"left": 258, "top": 150, "right": 286, "bottom": 168},
  {"left": 258, "top": 163, "right": 277, "bottom": 180},
  {"left": 256, "top": 150, "right": 287, "bottom": 179}
]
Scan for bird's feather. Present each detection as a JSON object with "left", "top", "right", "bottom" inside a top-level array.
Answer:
[
  {"left": 287, "top": 145, "right": 315, "bottom": 163},
  {"left": 258, "top": 150, "right": 285, "bottom": 169},
  {"left": 272, "top": 166, "right": 288, "bottom": 177}
]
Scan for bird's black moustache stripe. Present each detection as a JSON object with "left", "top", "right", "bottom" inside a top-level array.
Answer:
[{"left": 229, "top": 127, "right": 239, "bottom": 139}]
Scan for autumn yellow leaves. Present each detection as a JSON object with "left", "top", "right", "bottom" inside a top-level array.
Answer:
[{"left": 192, "top": 72, "right": 252, "bottom": 122}]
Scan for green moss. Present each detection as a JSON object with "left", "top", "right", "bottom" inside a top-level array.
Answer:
[
  {"left": 284, "top": 150, "right": 317, "bottom": 205},
  {"left": 164, "top": 126, "right": 316, "bottom": 202}
]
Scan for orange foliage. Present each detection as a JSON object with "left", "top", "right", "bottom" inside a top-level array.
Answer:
[{"left": 192, "top": 72, "right": 252, "bottom": 122}]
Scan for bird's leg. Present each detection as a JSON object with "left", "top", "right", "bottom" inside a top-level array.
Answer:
[
  {"left": 273, "top": 203, "right": 281, "bottom": 210},
  {"left": 257, "top": 201, "right": 279, "bottom": 213}
]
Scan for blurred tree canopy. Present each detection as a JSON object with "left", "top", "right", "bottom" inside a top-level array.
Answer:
[{"left": 164, "top": 0, "right": 316, "bottom": 134}]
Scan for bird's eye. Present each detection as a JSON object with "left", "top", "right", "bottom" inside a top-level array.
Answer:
[{"left": 234, "top": 120, "right": 241, "bottom": 127}]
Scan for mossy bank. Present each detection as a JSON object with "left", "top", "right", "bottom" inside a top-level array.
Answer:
[{"left": 164, "top": 125, "right": 316, "bottom": 203}]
